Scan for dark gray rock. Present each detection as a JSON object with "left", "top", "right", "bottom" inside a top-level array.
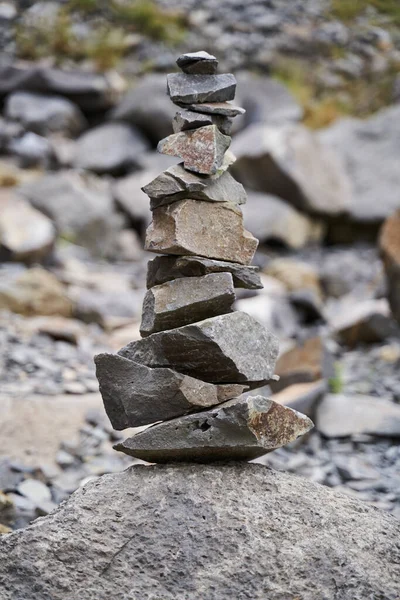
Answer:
[
  {"left": 176, "top": 51, "right": 218, "bottom": 74},
  {"left": 143, "top": 164, "right": 246, "bottom": 208},
  {"left": 140, "top": 272, "right": 235, "bottom": 336},
  {"left": 184, "top": 101, "right": 245, "bottom": 117},
  {"left": 95, "top": 353, "right": 226, "bottom": 428},
  {"left": 157, "top": 125, "right": 231, "bottom": 175},
  {"left": 0, "top": 463, "right": 399, "bottom": 600},
  {"left": 167, "top": 73, "right": 236, "bottom": 105},
  {"left": 172, "top": 109, "right": 232, "bottom": 135},
  {"left": 146, "top": 254, "right": 263, "bottom": 290},
  {"left": 73, "top": 123, "right": 149, "bottom": 175},
  {"left": 330, "top": 298, "right": 399, "bottom": 345},
  {"left": 116, "top": 395, "right": 313, "bottom": 462},
  {"left": 118, "top": 311, "right": 279, "bottom": 384}
]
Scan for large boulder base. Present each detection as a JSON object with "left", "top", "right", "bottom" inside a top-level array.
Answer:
[{"left": 0, "top": 463, "right": 399, "bottom": 600}]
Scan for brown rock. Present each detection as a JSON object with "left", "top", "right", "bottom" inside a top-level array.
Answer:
[
  {"left": 145, "top": 199, "right": 258, "bottom": 265},
  {"left": 271, "top": 380, "right": 327, "bottom": 419},
  {"left": 379, "top": 209, "right": 400, "bottom": 324}
]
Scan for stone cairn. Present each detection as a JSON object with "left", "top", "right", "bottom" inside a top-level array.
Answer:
[{"left": 95, "top": 51, "right": 313, "bottom": 462}]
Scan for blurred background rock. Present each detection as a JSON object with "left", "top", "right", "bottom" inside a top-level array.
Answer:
[{"left": 1, "top": 0, "right": 400, "bottom": 533}]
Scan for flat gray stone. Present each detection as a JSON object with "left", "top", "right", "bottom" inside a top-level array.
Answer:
[
  {"left": 176, "top": 51, "right": 218, "bottom": 74},
  {"left": 184, "top": 102, "right": 245, "bottom": 117},
  {"left": 143, "top": 164, "right": 246, "bottom": 209},
  {"left": 173, "top": 109, "right": 232, "bottom": 135},
  {"left": 0, "top": 463, "right": 399, "bottom": 600},
  {"left": 145, "top": 199, "right": 258, "bottom": 265},
  {"left": 118, "top": 311, "right": 279, "bottom": 384},
  {"left": 115, "top": 395, "right": 313, "bottom": 462},
  {"left": 157, "top": 125, "right": 231, "bottom": 175},
  {"left": 146, "top": 255, "right": 263, "bottom": 290},
  {"left": 167, "top": 73, "right": 236, "bottom": 105},
  {"left": 95, "top": 353, "right": 238, "bottom": 429},
  {"left": 141, "top": 272, "right": 235, "bottom": 336}
]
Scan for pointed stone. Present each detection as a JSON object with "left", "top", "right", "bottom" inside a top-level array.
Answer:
[
  {"left": 118, "top": 312, "right": 279, "bottom": 384},
  {"left": 143, "top": 165, "right": 247, "bottom": 209},
  {"left": 176, "top": 51, "right": 218, "bottom": 74},
  {"left": 167, "top": 74, "right": 236, "bottom": 105},
  {"left": 172, "top": 109, "right": 232, "bottom": 135},
  {"left": 146, "top": 255, "right": 263, "bottom": 290},
  {"left": 114, "top": 395, "right": 314, "bottom": 462},
  {"left": 145, "top": 199, "right": 258, "bottom": 265},
  {"left": 140, "top": 272, "right": 235, "bottom": 337},
  {"left": 95, "top": 353, "right": 246, "bottom": 429},
  {"left": 157, "top": 125, "right": 231, "bottom": 175},
  {"left": 183, "top": 102, "right": 246, "bottom": 117}
]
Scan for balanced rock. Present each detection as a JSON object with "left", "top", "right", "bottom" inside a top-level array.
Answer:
[
  {"left": 173, "top": 109, "right": 232, "bottom": 135},
  {"left": 380, "top": 209, "right": 400, "bottom": 324},
  {"left": 95, "top": 353, "right": 245, "bottom": 429},
  {"left": 145, "top": 199, "right": 258, "bottom": 265},
  {"left": 157, "top": 125, "right": 230, "bottom": 175},
  {"left": 185, "top": 101, "right": 245, "bottom": 117},
  {"left": 143, "top": 164, "right": 246, "bottom": 208},
  {"left": 146, "top": 255, "right": 263, "bottom": 290},
  {"left": 140, "top": 272, "right": 235, "bottom": 336},
  {"left": 167, "top": 73, "right": 236, "bottom": 105},
  {"left": 115, "top": 395, "right": 313, "bottom": 462},
  {"left": 118, "top": 312, "right": 279, "bottom": 384},
  {"left": 176, "top": 51, "right": 218, "bottom": 74}
]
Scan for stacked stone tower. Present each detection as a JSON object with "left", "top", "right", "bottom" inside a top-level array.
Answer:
[{"left": 95, "top": 52, "right": 313, "bottom": 462}]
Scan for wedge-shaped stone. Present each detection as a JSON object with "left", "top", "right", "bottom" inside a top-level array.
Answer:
[
  {"left": 141, "top": 272, "right": 235, "bottom": 336},
  {"left": 172, "top": 109, "right": 232, "bottom": 135},
  {"left": 184, "top": 102, "right": 245, "bottom": 117},
  {"left": 157, "top": 125, "right": 230, "bottom": 175},
  {"left": 167, "top": 73, "right": 236, "bottom": 105},
  {"left": 114, "top": 395, "right": 313, "bottom": 462},
  {"left": 176, "top": 51, "right": 218, "bottom": 74},
  {"left": 95, "top": 353, "right": 246, "bottom": 429},
  {"left": 143, "top": 165, "right": 247, "bottom": 209},
  {"left": 146, "top": 255, "right": 263, "bottom": 290},
  {"left": 145, "top": 200, "right": 258, "bottom": 265},
  {"left": 118, "top": 312, "right": 279, "bottom": 384}
]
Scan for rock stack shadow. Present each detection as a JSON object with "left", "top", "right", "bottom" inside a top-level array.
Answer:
[{"left": 94, "top": 51, "right": 313, "bottom": 463}]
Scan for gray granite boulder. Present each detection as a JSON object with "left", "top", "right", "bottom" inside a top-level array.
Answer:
[
  {"left": 118, "top": 311, "right": 279, "bottom": 384},
  {"left": 176, "top": 51, "right": 218, "bottom": 74},
  {"left": 167, "top": 73, "right": 236, "bottom": 105}
]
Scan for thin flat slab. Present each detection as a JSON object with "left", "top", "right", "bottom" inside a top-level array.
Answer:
[
  {"left": 114, "top": 395, "right": 313, "bottom": 462},
  {"left": 173, "top": 109, "right": 232, "bottom": 135},
  {"left": 95, "top": 353, "right": 246, "bottom": 429},
  {"left": 176, "top": 51, "right": 218, "bottom": 74},
  {"left": 143, "top": 165, "right": 247, "bottom": 209},
  {"left": 145, "top": 199, "right": 258, "bottom": 265},
  {"left": 118, "top": 311, "right": 279, "bottom": 384},
  {"left": 183, "top": 102, "right": 246, "bottom": 117},
  {"left": 167, "top": 73, "right": 236, "bottom": 105},
  {"left": 140, "top": 272, "right": 235, "bottom": 336},
  {"left": 157, "top": 125, "right": 230, "bottom": 175},
  {"left": 146, "top": 255, "right": 263, "bottom": 290}
]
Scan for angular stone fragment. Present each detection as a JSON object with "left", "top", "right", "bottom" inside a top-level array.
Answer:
[
  {"left": 157, "top": 125, "right": 231, "bottom": 175},
  {"left": 95, "top": 353, "right": 229, "bottom": 429},
  {"left": 184, "top": 102, "right": 245, "bottom": 117},
  {"left": 176, "top": 51, "right": 218, "bottom": 74},
  {"left": 118, "top": 312, "right": 279, "bottom": 384},
  {"left": 146, "top": 255, "right": 263, "bottom": 290},
  {"left": 145, "top": 200, "right": 258, "bottom": 265},
  {"left": 143, "top": 164, "right": 246, "bottom": 209},
  {"left": 140, "top": 272, "right": 235, "bottom": 336},
  {"left": 172, "top": 109, "right": 232, "bottom": 135},
  {"left": 114, "top": 395, "right": 313, "bottom": 462},
  {"left": 167, "top": 73, "right": 236, "bottom": 105}
]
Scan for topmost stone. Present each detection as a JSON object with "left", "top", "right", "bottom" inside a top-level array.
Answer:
[{"left": 176, "top": 51, "right": 218, "bottom": 75}]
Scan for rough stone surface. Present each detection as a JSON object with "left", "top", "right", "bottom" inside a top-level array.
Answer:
[
  {"left": 316, "top": 393, "right": 400, "bottom": 438},
  {"left": 157, "top": 125, "right": 231, "bottom": 175},
  {"left": 146, "top": 254, "right": 263, "bottom": 290},
  {"left": 118, "top": 312, "right": 279, "bottom": 384},
  {"left": 184, "top": 101, "right": 245, "bottom": 117},
  {"left": 176, "top": 51, "right": 218, "bottom": 74},
  {"left": 116, "top": 395, "right": 313, "bottom": 462},
  {"left": 172, "top": 109, "right": 232, "bottom": 135},
  {"left": 95, "top": 353, "right": 226, "bottom": 428},
  {"left": 167, "top": 73, "right": 236, "bottom": 105},
  {"left": 0, "top": 463, "right": 399, "bottom": 600},
  {"left": 140, "top": 272, "right": 235, "bottom": 336},
  {"left": 380, "top": 209, "right": 400, "bottom": 324},
  {"left": 143, "top": 164, "right": 246, "bottom": 208},
  {"left": 271, "top": 380, "right": 327, "bottom": 419},
  {"left": 145, "top": 200, "right": 258, "bottom": 265}
]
